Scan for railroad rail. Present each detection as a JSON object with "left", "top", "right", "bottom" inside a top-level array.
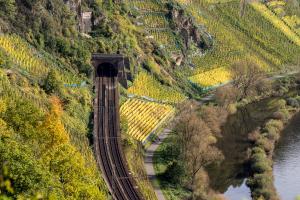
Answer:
[{"left": 92, "top": 54, "right": 143, "bottom": 200}]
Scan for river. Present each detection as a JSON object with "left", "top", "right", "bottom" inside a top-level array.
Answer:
[
  {"left": 207, "top": 96, "right": 300, "bottom": 200},
  {"left": 207, "top": 98, "right": 277, "bottom": 200},
  {"left": 273, "top": 113, "right": 300, "bottom": 200}
]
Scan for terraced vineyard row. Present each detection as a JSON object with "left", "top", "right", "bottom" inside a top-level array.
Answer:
[
  {"left": 265, "top": 0, "right": 300, "bottom": 36},
  {"left": 128, "top": 71, "right": 186, "bottom": 103},
  {"left": 127, "top": 0, "right": 181, "bottom": 52},
  {"left": 190, "top": 67, "right": 231, "bottom": 87},
  {"left": 130, "top": 0, "right": 166, "bottom": 12},
  {"left": 0, "top": 35, "right": 49, "bottom": 77},
  {"left": 0, "top": 34, "right": 83, "bottom": 84},
  {"left": 251, "top": 2, "right": 300, "bottom": 46},
  {"left": 142, "top": 13, "right": 169, "bottom": 28},
  {"left": 147, "top": 29, "right": 178, "bottom": 47},
  {"left": 120, "top": 98, "right": 175, "bottom": 142}
]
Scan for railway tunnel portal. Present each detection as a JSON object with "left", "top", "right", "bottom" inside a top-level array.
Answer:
[{"left": 92, "top": 54, "right": 143, "bottom": 200}]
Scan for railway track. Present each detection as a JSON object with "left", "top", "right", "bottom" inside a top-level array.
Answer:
[{"left": 94, "top": 67, "right": 143, "bottom": 200}]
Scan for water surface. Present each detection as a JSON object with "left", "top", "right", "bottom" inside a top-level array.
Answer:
[
  {"left": 273, "top": 113, "right": 300, "bottom": 200},
  {"left": 207, "top": 98, "right": 277, "bottom": 199}
]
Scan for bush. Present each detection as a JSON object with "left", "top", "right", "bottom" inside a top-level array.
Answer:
[
  {"left": 265, "top": 119, "right": 283, "bottom": 133},
  {"left": 43, "top": 69, "right": 63, "bottom": 96},
  {"left": 286, "top": 97, "right": 300, "bottom": 108},
  {"left": 0, "top": 0, "right": 16, "bottom": 18},
  {"left": 266, "top": 130, "right": 280, "bottom": 141},
  {"left": 247, "top": 173, "right": 273, "bottom": 199},
  {"left": 256, "top": 137, "right": 274, "bottom": 153},
  {"left": 163, "top": 161, "right": 185, "bottom": 185},
  {"left": 250, "top": 151, "right": 271, "bottom": 173}
]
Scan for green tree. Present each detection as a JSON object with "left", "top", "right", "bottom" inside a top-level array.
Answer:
[
  {"left": 43, "top": 69, "right": 63, "bottom": 95},
  {"left": 0, "top": 0, "right": 16, "bottom": 18}
]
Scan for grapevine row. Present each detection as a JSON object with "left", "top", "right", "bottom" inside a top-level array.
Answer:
[
  {"left": 128, "top": 72, "right": 186, "bottom": 103},
  {"left": 120, "top": 98, "right": 175, "bottom": 142}
]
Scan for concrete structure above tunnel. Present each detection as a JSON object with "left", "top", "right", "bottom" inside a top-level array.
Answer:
[{"left": 92, "top": 53, "right": 129, "bottom": 88}]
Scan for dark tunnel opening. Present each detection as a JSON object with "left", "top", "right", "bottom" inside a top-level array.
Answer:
[{"left": 97, "top": 62, "right": 118, "bottom": 77}]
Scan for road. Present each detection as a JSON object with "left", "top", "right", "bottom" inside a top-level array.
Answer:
[{"left": 94, "top": 72, "right": 143, "bottom": 200}]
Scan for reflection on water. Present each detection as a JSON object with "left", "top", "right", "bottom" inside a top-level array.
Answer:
[
  {"left": 224, "top": 180, "right": 251, "bottom": 200},
  {"left": 273, "top": 113, "right": 300, "bottom": 200},
  {"left": 207, "top": 98, "right": 277, "bottom": 199}
]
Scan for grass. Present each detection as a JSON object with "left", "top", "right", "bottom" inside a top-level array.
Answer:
[
  {"left": 153, "top": 133, "right": 191, "bottom": 200},
  {"left": 124, "top": 142, "right": 158, "bottom": 200}
]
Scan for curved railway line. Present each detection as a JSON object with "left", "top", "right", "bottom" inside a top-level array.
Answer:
[{"left": 93, "top": 64, "right": 143, "bottom": 200}]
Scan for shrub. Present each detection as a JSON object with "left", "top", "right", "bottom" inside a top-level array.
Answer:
[
  {"left": 250, "top": 152, "right": 271, "bottom": 173},
  {"left": 286, "top": 97, "right": 300, "bottom": 108},
  {"left": 265, "top": 120, "right": 283, "bottom": 133},
  {"left": 43, "top": 69, "right": 63, "bottom": 96},
  {"left": 266, "top": 130, "right": 280, "bottom": 141},
  {"left": 163, "top": 161, "right": 185, "bottom": 185},
  {"left": 275, "top": 99, "right": 286, "bottom": 109},
  {"left": 256, "top": 137, "right": 274, "bottom": 153}
]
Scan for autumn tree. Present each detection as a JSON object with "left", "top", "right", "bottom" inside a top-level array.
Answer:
[
  {"left": 38, "top": 96, "right": 69, "bottom": 154},
  {"left": 215, "top": 85, "right": 239, "bottom": 107},
  {"left": 231, "top": 60, "right": 267, "bottom": 100},
  {"left": 199, "top": 106, "right": 228, "bottom": 136},
  {"left": 173, "top": 102, "right": 223, "bottom": 199},
  {"left": 43, "top": 69, "right": 63, "bottom": 96}
]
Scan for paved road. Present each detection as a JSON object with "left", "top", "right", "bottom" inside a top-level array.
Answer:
[{"left": 144, "top": 129, "right": 172, "bottom": 200}]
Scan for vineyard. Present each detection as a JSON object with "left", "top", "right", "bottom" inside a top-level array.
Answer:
[
  {"left": 181, "top": 0, "right": 300, "bottom": 87},
  {"left": 130, "top": 0, "right": 166, "bottom": 12},
  {"left": 266, "top": 0, "right": 300, "bottom": 36},
  {"left": 142, "top": 13, "right": 169, "bottom": 28},
  {"left": 0, "top": 35, "right": 49, "bottom": 78},
  {"left": 0, "top": 34, "right": 86, "bottom": 86},
  {"left": 128, "top": 71, "right": 186, "bottom": 103},
  {"left": 126, "top": 0, "right": 181, "bottom": 52},
  {"left": 189, "top": 67, "right": 231, "bottom": 87},
  {"left": 251, "top": 2, "right": 300, "bottom": 46},
  {"left": 120, "top": 98, "right": 175, "bottom": 142}
]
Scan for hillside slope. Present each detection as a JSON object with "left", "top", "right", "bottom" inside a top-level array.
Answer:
[{"left": 0, "top": 0, "right": 299, "bottom": 199}]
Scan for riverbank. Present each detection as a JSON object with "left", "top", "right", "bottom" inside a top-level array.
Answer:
[
  {"left": 246, "top": 98, "right": 299, "bottom": 200},
  {"left": 273, "top": 113, "right": 300, "bottom": 200},
  {"left": 153, "top": 102, "right": 228, "bottom": 200},
  {"left": 152, "top": 73, "right": 300, "bottom": 200}
]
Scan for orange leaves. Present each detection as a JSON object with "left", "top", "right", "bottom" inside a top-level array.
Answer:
[
  {"left": 38, "top": 96, "right": 69, "bottom": 150},
  {"left": 49, "top": 96, "right": 63, "bottom": 117}
]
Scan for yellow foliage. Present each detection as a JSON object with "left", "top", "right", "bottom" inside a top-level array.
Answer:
[
  {"left": 143, "top": 14, "right": 168, "bottom": 28},
  {"left": 267, "top": 1, "right": 286, "bottom": 7},
  {"left": 190, "top": 67, "right": 232, "bottom": 87},
  {"left": 120, "top": 98, "right": 175, "bottom": 142},
  {"left": 0, "top": 118, "right": 12, "bottom": 138},
  {"left": 128, "top": 72, "right": 186, "bottom": 103},
  {"left": 38, "top": 96, "right": 69, "bottom": 150},
  {"left": 0, "top": 35, "right": 49, "bottom": 77},
  {"left": 130, "top": 0, "right": 166, "bottom": 12},
  {"left": 0, "top": 99, "right": 7, "bottom": 114},
  {"left": 251, "top": 2, "right": 300, "bottom": 46}
]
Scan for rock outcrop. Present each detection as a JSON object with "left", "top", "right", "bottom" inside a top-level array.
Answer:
[{"left": 167, "top": 3, "right": 213, "bottom": 53}]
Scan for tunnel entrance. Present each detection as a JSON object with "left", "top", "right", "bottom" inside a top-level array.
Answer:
[{"left": 97, "top": 62, "right": 118, "bottom": 77}]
